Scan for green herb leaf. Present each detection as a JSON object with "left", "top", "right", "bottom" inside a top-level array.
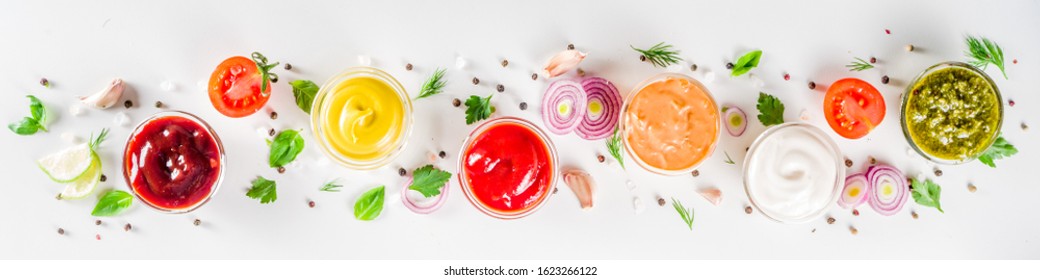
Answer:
[
  {"left": 731, "top": 50, "right": 762, "bottom": 77},
  {"left": 631, "top": 42, "right": 682, "bottom": 68},
  {"left": 606, "top": 125, "right": 625, "bottom": 169},
  {"left": 416, "top": 68, "right": 447, "bottom": 99},
  {"left": 247, "top": 176, "right": 278, "bottom": 204},
  {"left": 672, "top": 198, "right": 695, "bottom": 231},
  {"left": 8, "top": 117, "right": 41, "bottom": 135},
  {"left": 91, "top": 190, "right": 133, "bottom": 216},
  {"left": 354, "top": 185, "right": 385, "bottom": 221},
  {"left": 28, "top": 95, "right": 46, "bottom": 123},
  {"left": 268, "top": 129, "right": 304, "bottom": 168},
  {"left": 977, "top": 136, "right": 1017, "bottom": 168},
  {"left": 756, "top": 92, "right": 785, "bottom": 126},
  {"left": 88, "top": 128, "right": 109, "bottom": 151},
  {"left": 723, "top": 151, "right": 735, "bottom": 165},
  {"left": 845, "top": 57, "right": 874, "bottom": 71},
  {"left": 464, "top": 94, "right": 494, "bottom": 125},
  {"left": 965, "top": 36, "right": 1007, "bottom": 79},
  {"left": 911, "top": 178, "right": 943, "bottom": 213},
  {"left": 251, "top": 52, "right": 280, "bottom": 92},
  {"left": 409, "top": 165, "right": 452, "bottom": 198},
  {"left": 320, "top": 179, "right": 343, "bottom": 192},
  {"left": 290, "top": 80, "right": 319, "bottom": 114}
]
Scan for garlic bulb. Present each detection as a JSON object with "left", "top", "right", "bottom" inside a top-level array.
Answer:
[{"left": 81, "top": 78, "right": 124, "bottom": 109}]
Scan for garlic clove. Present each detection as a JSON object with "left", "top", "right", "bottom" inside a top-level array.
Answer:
[
  {"left": 81, "top": 78, "right": 124, "bottom": 109},
  {"left": 543, "top": 50, "right": 587, "bottom": 78},
  {"left": 698, "top": 188, "right": 723, "bottom": 206},
  {"left": 563, "top": 169, "right": 595, "bottom": 209}
]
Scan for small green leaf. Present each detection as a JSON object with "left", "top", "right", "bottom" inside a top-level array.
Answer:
[
  {"left": 671, "top": 198, "right": 695, "bottom": 231},
  {"left": 354, "top": 186, "right": 385, "bottom": 221},
  {"left": 464, "top": 94, "right": 494, "bottom": 125},
  {"left": 756, "top": 92, "right": 785, "bottom": 126},
  {"left": 247, "top": 176, "right": 278, "bottom": 204},
  {"left": 417, "top": 68, "right": 447, "bottom": 99},
  {"left": 290, "top": 80, "right": 319, "bottom": 114},
  {"left": 723, "top": 151, "right": 735, "bottom": 165},
  {"left": 977, "top": 136, "right": 1017, "bottom": 168},
  {"left": 8, "top": 117, "right": 41, "bottom": 135},
  {"left": 268, "top": 130, "right": 305, "bottom": 168},
  {"left": 28, "top": 95, "right": 46, "bottom": 123},
  {"left": 731, "top": 50, "right": 762, "bottom": 77},
  {"left": 631, "top": 42, "right": 682, "bottom": 68},
  {"left": 320, "top": 180, "right": 343, "bottom": 192},
  {"left": 911, "top": 178, "right": 943, "bottom": 213},
  {"left": 91, "top": 190, "right": 133, "bottom": 216},
  {"left": 409, "top": 165, "right": 452, "bottom": 198}
]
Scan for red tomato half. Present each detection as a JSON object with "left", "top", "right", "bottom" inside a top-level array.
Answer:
[
  {"left": 207, "top": 56, "right": 270, "bottom": 118},
  {"left": 823, "top": 78, "right": 885, "bottom": 139}
]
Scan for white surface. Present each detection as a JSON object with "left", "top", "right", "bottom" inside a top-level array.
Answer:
[{"left": 1, "top": 0, "right": 1038, "bottom": 259}]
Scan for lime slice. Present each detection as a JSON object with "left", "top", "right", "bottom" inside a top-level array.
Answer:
[
  {"left": 38, "top": 143, "right": 94, "bottom": 183},
  {"left": 58, "top": 152, "right": 101, "bottom": 200}
]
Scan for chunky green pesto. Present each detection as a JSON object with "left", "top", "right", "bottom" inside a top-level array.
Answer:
[{"left": 905, "top": 66, "right": 1000, "bottom": 160}]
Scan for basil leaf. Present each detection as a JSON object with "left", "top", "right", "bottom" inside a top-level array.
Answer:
[
  {"left": 731, "top": 50, "right": 762, "bottom": 77},
  {"left": 409, "top": 165, "right": 452, "bottom": 198},
  {"left": 91, "top": 190, "right": 133, "bottom": 216},
  {"left": 353, "top": 185, "right": 385, "bottom": 221},
  {"left": 8, "top": 117, "right": 41, "bottom": 135},
  {"left": 911, "top": 178, "right": 943, "bottom": 213},
  {"left": 290, "top": 80, "right": 319, "bottom": 114},
  {"left": 247, "top": 176, "right": 278, "bottom": 204},
  {"left": 28, "top": 95, "right": 46, "bottom": 123},
  {"left": 268, "top": 129, "right": 304, "bottom": 168}
]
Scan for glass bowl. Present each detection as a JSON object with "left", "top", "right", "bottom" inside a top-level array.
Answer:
[
  {"left": 742, "top": 123, "right": 844, "bottom": 224},
  {"left": 620, "top": 73, "right": 720, "bottom": 175},
  {"left": 122, "top": 111, "right": 225, "bottom": 214},
  {"left": 457, "top": 117, "right": 558, "bottom": 219},
  {"left": 900, "top": 62, "right": 1003, "bottom": 165},
  {"left": 310, "top": 66, "right": 414, "bottom": 170}
]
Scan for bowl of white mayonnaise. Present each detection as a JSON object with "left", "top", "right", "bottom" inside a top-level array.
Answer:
[{"left": 742, "top": 122, "right": 845, "bottom": 224}]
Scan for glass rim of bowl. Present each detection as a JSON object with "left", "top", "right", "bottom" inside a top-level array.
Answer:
[
  {"left": 456, "top": 117, "right": 559, "bottom": 220},
  {"left": 122, "top": 110, "right": 226, "bottom": 214},
  {"left": 899, "top": 61, "right": 1003, "bottom": 165},
  {"left": 742, "top": 122, "right": 845, "bottom": 224},
  {"left": 310, "top": 66, "right": 415, "bottom": 170},
  {"left": 619, "top": 72, "right": 721, "bottom": 176}
]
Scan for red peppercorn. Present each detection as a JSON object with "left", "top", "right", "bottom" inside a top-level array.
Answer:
[
  {"left": 1009, "top": 100, "right": 1015, "bottom": 107},
  {"left": 885, "top": 29, "right": 891, "bottom": 34},
  {"left": 783, "top": 73, "right": 790, "bottom": 81},
  {"left": 1013, "top": 59, "right": 1018, "bottom": 64}
]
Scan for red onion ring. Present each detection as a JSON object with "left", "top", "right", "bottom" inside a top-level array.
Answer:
[
  {"left": 866, "top": 164, "right": 908, "bottom": 216},
  {"left": 542, "top": 80, "right": 587, "bottom": 135},
  {"left": 838, "top": 173, "right": 870, "bottom": 209},
  {"left": 575, "top": 77, "right": 622, "bottom": 140},
  {"left": 722, "top": 106, "right": 748, "bottom": 137},
  {"left": 401, "top": 176, "right": 449, "bottom": 214}
]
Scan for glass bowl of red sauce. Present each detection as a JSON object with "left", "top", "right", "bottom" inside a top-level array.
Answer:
[
  {"left": 457, "top": 117, "right": 558, "bottom": 219},
  {"left": 122, "top": 111, "right": 225, "bottom": 213}
]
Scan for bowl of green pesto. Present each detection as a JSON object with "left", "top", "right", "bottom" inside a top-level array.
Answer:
[{"left": 901, "top": 62, "right": 1003, "bottom": 164}]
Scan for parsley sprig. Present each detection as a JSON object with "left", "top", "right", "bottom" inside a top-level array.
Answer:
[
  {"left": 910, "top": 178, "right": 943, "bottom": 213},
  {"left": 409, "top": 165, "right": 452, "bottom": 198},
  {"left": 631, "top": 42, "right": 681, "bottom": 68},
  {"left": 978, "top": 135, "right": 1017, "bottom": 168},
  {"left": 247, "top": 176, "right": 278, "bottom": 204},
  {"left": 756, "top": 92, "right": 785, "bottom": 126},
  {"left": 464, "top": 94, "right": 495, "bottom": 125}
]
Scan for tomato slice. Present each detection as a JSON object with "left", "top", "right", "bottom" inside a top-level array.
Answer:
[
  {"left": 208, "top": 56, "right": 270, "bottom": 118},
  {"left": 823, "top": 78, "right": 885, "bottom": 139}
]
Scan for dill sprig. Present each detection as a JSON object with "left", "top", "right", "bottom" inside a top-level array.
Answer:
[
  {"left": 965, "top": 36, "right": 1007, "bottom": 79},
  {"left": 845, "top": 57, "right": 874, "bottom": 71},
  {"left": 631, "top": 42, "right": 681, "bottom": 68},
  {"left": 88, "top": 128, "right": 109, "bottom": 150},
  {"left": 672, "top": 198, "right": 694, "bottom": 231},
  {"left": 606, "top": 125, "right": 625, "bottom": 169},
  {"left": 723, "top": 151, "right": 735, "bottom": 165},
  {"left": 319, "top": 179, "right": 343, "bottom": 192},
  {"left": 416, "top": 68, "right": 447, "bottom": 99}
]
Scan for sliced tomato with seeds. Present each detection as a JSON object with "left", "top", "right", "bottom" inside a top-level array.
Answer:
[
  {"left": 207, "top": 52, "right": 279, "bottom": 118},
  {"left": 823, "top": 78, "right": 885, "bottom": 139}
]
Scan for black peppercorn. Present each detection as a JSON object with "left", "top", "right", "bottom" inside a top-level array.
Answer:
[
  {"left": 268, "top": 128, "right": 275, "bottom": 136},
  {"left": 405, "top": 63, "right": 413, "bottom": 71},
  {"left": 639, "top": 55, "right": 646, "bottom": 62},
  {"left": 519, "top": 102, "right": 528, "bottom": 110},
  {"left": 808, "top": 81, "right": 817, "bottom": 90},
  {"left": 438, "top": 151, "right": 447, "bottom": 158},
  {"left": 452, "top": 98, "right": 461, "bottom": 107},
  {"left": 496, "top": 84, "right": 504, "bottom": 93},
  {"left": 827, "top": 217, "right": 836, "bottom": 224},
  {"left": 124, "top": 100, "right": 133, "bottom": 108},
  {"left": 725, "top": 62, "right": 734, "bottom": 69},
  {"left": 690, "top": 64, "right": 698, "bottom": 71},
  {"left": 193, "top": 219, "right": 201, "bottom": 226},
  {"left": 284, "top": 63, "right": 293, "bottom": 70},
  {"left": 869, "top": 57, "right": 877, "bottom": 64},
  {"left": 57, "top": 228, "right": 65, "bottom": 235},
  {"left": 531, "top": 73, "right": 538, "bottom": 80},
  {"left": 501, "top": 60, "right": 508, "bottom": 67},
  {"left": 881, "top": 75, "right": 890, "bottom": 84},
  {"left": 95, "top": 220, "right": 102, "bottom": 226},
  {"left": 398, "top": 168, "right": 406, "bottom": 176},
  {"left": 155, "top": 101, "right": 163, "bottom": 108},
  {"left": 277, "top": 166, "right": 286, "bottom": 174},
  {"left": 472, "top": 77, "right": 479, "bottom": 85},
  {"left": 567, "top": 44, "right": 575, "bottom": 50},
  {"left": 40, "top": 78, "right": 50, "bottom": 87},
  {"left": 691, "top": 170, "right": 699, "bottom": 177},
  {"left": 100, "top": 174, "right": 107, "bottom": 182},
  {"left": 270, "top": 111, "right": 278, "bottom": 120},
  {"left": 744, "top": 206, "right": 753, "bottom": 214},
  {"left": 124, "top": 223, "right": 132, "bottom": 232}
]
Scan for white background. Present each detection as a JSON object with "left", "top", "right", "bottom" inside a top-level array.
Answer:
[{"left": 1, "top": 0, "right": 1038, "bottom": 259}]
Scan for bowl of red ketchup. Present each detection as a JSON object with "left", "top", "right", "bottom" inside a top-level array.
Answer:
[
  {"left": 122, "top": 111, "right": 225, "bottom": 213},
  {"left": 457, "top": 117, "right": 558, "bottom": 219}
]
